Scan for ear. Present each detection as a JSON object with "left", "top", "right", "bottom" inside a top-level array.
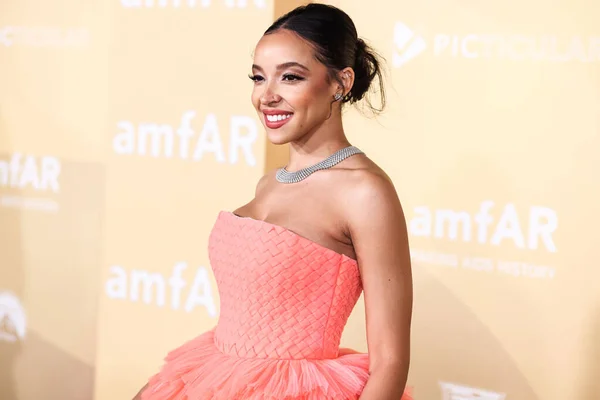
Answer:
[{"left": 337, "top": 67, "right": 355, "bottom": 99}]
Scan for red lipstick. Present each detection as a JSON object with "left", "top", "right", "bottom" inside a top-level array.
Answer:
[{"left": 262, "top": 109, "right": 293, "bottom": 129}]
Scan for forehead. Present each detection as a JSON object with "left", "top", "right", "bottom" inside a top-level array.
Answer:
[{"left": 253, "top": 29, "right": 316, "bottom": 67}]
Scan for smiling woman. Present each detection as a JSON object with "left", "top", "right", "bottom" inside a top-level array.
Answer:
[
  {"left": 248, "top": 9, "right": 385, "bottom": 146},
  {"left": 134, "top": 3, "right": 413, "bottom": 400}
]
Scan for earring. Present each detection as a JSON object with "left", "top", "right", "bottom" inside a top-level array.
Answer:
[{"left": 334, "top": 93, "right": 343, "bottom": 101}]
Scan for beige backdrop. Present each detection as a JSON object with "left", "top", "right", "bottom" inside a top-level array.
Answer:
[
  {"left": 1, "top": 0, "right": 598, "bottom": 399},
  {"left": 94, "top": 1, "right": 271, "bottom": 399},
  {"left": 325, "top": 1, "right": 600, "bottom": 399},
  {"left": 0, "top": 0, "right": 108, "bottom": 399}
]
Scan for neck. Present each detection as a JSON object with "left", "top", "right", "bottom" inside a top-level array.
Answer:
[{"left": 285, "top": 116, "right": 351, "bottom": 172}]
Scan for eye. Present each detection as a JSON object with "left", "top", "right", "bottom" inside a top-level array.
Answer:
[
  {"left": 248, "top": 74, "right": 264, "bottom": 82},
  {"left": 282, "top": 74, "right": 304, "bottom": 81}
]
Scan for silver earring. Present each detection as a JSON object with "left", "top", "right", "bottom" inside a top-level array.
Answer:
[{"left": 334, "top": 93, "right": 343, "bottom": 101}]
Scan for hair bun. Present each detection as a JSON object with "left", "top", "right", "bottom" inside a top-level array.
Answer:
[
  {"left": 354, "top": 38, "right": 367, "bottom": 63},
  {"left": 348, "top": 37, "right": 384, "bottom": 111}
]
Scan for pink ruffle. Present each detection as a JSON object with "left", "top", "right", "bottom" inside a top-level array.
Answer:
[{"left": 142, "top": 329, "right": 412, "bottom": 400}]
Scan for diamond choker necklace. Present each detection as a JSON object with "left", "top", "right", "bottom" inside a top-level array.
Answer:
[{"left": 275, "top": 146, "right": 364, "bottom": 184}]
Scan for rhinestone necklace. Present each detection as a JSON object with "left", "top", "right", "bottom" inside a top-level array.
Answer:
[{"left": 275, "top": 145, "right": 364, "bottom": 184}]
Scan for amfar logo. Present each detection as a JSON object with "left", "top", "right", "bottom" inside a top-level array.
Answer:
[
  {"left": 392, "top": 21, "right": 600, "bottom": 67},
  {"left": 409, "top": 201, "right": 558, "bottom": 252},
  {"left": 0, "top": 292, "right": 27, "bottom": 342},
  {"left": 440, "top": 381, "right": 506, "bottom": 400},
  {"left": 114, "top": 111, "right": 258, "bottom": 166},
  {"left": 120, "top": 0, "right": 267, "bottom": 8},
  {"left": 105, "top": 262, "right": 218, "bottom": 317},
  {"left": 0, "top": 26, "right": 89, "bottom": 48},
  {"left": 0, "top": 153, "right": 61, "bottom": 212},
  {"left": 0, "top": 153, "right": 61, "bottom": 193}
]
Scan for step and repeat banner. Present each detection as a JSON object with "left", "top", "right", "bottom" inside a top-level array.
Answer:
[
  {"left": 94, "top": 1, "right": 270, "bottom": 399},
  {"left": 324, "top": 1, "right": 599, "bottom": 400},
  {"left": 1, "top": 0, "right": 269, "bottom": 400},
  {"left": 1, "top": 0, "right": 598, "bottom": 399},
  {"left": 0, "top": 1, "right": 108, "bottom": 399}
]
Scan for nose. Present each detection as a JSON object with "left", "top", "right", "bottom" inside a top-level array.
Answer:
[{"left": 259, "top": 82, "right": 282, "bottom": 106}]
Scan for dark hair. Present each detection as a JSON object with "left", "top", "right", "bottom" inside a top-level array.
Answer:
[{"left": 264, "top": 3, "right": 386, "bottom": 114}]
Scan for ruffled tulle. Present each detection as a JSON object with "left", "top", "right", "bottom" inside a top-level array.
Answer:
[{"left": 142, "top": 328, "right": 412, "bottom": 400}]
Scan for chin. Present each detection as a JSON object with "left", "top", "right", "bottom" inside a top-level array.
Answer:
[
  {"left": 264, "top": 127, "right": 296, "bottom": 145},
  {"left": 266, "top": 134, "right": 292, "bottom": 146}
]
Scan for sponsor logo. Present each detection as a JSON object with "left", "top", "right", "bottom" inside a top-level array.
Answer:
[
  {"left": 0, "top": 153, "right": 61, "bottom": 212},
  {"left": 393, "top": 21, "right": 600, "bottom": 66},
  {"left": 409, "top": 201, "right": 557, "bottom": 252},
  {"left": 0, "top": 291, "right": 27, "bottom": 342},
  {"left": 105, "top": 262, "right": 218, "bottom": 317},
  {"left": 393, "top": 23, "right": 427, "bottom": 67},
  {"left": 120, "top": 0, "right": 267, "bottom": 8},
  {"left": 408, "top": 201, "right": 558, "bottom": 279},
  {"left": 113, "top": 111, "right": 258, "bottom": 166},
  {"left": 0, "top": 26, "right": 89, "bottom": 48},
  {"left": 440, "top": 381, "right": 506, "bottom": 400}
]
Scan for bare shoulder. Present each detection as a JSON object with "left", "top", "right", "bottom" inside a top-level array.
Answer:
[
  {"left": 336, "top": 156, "right": 401, "bottom": 209},
  {"left": 332, "top": 156, "right": 406, "bottom": 236},
  {"left": 347, "top": 162, "right": 397, "bottom": 201}
]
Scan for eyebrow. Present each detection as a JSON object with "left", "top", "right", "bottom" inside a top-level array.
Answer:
[{"left": 252, "top": 62, "right": 309, "bottom": 72}]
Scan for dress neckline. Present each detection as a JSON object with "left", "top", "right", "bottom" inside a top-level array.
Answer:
[{"left": 220, "top": 211, "right": 358, "bottom": 264}]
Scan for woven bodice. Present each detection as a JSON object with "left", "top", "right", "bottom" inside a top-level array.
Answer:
[{"left": 209, "top": 211, "right": 362, "bottom": 360}]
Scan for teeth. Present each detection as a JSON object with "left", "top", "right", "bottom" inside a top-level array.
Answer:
[{"left": 266, "top": 114, "right": 292, "bottom": 122}]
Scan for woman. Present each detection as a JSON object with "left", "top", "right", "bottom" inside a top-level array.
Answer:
[{"left": 135, "top": 3, "right": 413, "bottom": 399}]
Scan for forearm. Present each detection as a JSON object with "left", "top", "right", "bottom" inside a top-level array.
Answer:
[{"left": 358, "top": 361, "right": 409, "bottom": 400}]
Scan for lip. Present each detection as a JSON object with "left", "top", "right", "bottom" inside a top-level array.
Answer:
[{"left": 262, "top": 109, "right": 293, "bottom": 129}]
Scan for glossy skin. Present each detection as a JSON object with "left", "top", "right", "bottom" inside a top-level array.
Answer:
[
  {"left": 237, "top": 29, "right": 413, "bottom": 400},
  {"left": 134, "top": 29, "right": 412, "bottom": 400},
  {"left": 249, "top": 29, "right": 345, "bottom": 147}
]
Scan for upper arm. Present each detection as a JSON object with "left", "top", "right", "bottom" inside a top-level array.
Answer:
[{"left": 345, "top": 172, "right": 413, "bottom": 368}]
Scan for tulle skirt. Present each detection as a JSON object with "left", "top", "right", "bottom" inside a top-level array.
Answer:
[{"left": 141, "top": 328, "right": 413, "bottom": 400}]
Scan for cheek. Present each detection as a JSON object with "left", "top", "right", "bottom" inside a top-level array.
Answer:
[
  {"left": 250, "top": 88, "right": 261, "bottom": 110},
  {"left": 293, "top": 93, "right": 314, "bottom": 111},
  {"left": 294, "top": 85, "right": 330, "bottom": 115}
]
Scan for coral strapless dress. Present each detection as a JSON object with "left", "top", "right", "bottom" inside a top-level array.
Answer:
[{"left": 142, "top": 211, "right": 412, "bottom": 400}]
